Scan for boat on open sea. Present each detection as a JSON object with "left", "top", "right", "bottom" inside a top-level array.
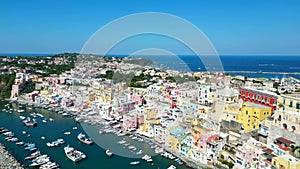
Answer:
[
  {"left": 77, "top": 133, "right": 93, "bottom": 145},
  {"left": 64, "top": 145, "right": 86, "bottom": 162},
  {"left": 106, "top": 149, "right": 113, "bottom": 157}
]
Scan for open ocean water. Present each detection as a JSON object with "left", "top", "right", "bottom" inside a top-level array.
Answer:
[{"left": 1, "top": 53, "right": 300, "bottom": 79}]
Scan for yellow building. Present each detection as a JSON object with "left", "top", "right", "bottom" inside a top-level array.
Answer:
[
  {"left": 272, "top": 154, "right": 300, "bottom": 169},
  {"left": 237, "top": 102, "right": 272, "bottom": 131},
  {"left": 40, "top": 90, "right": 52, "bottom": 95},
  {"left": 168, "top": 134, "right": 181, "bottom": 151}
]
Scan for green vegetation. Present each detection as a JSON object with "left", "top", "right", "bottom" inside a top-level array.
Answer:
[
  {"left": 232, "top": 78, "right": 245, "bottom": 84},
  {"left": 252, "top": 80, "right": 263, "bottom": 85},
  {"left": 1, "top": 53, "right": 77, "bottom": 77},
  {"left": 224, "top": 147, "right": 236, "bottom": 155},
  {"left": 22, "top": 81, "right": 36, "bottom": 93},
  {"left": 102, "top": 70, "right": 114, "bottom": 79},
  {"left": 0, "top": 73, "right": 15, "bottom": 98},
  {"left": 220, "top": 154, "right": 224, "bottom": 159},
  {"left": 221, "top": 160, "right": 234, "bottom": 168},
  {"left": 273, "top": 82, "right": 280, "bottom": 89}
]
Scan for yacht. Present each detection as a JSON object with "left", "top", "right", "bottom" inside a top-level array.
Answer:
[
  {"left": 64, "top": 145, "right": 86, "bottom": 162},
  {"left": 77, "top": 133, "right": 93, "bottom": 145}
]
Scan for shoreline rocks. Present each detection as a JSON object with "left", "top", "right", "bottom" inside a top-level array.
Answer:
[{"left": 0, "top": 143, "right": 24, "bottom": 169}]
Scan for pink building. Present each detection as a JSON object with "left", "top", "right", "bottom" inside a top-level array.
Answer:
[
  {"left": 130, "top": 94, "right": 143, "bottom": 105},
  {"left": 120, "top": 100, "right": 136, "bottom": 113}
]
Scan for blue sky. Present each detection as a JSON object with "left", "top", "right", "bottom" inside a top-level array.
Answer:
[{"left": 0, "top": 0, "right": 299, "bottom": 55}]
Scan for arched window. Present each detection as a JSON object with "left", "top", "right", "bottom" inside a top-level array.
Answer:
[
  {"left": 292, "top": 126, "right": 296, "bottom": 132},
  {"left": 283, "top": 123, "right": 287, "bottom": 130}
]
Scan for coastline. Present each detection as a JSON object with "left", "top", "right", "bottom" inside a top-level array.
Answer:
[
  {"left": 3, "top": 98, "right": 208, "bottom": 169},
  {"left": 0, "top": 143, "right": 24, "bottom": 169}
]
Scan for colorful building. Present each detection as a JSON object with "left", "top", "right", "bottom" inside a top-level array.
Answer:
[
  {"left": 272, "top": 154, "right": 300, "bottom": 169},
  {"left": 239, "top": 87, "right": 278, "bottom": 111},
  {"left": 278, "top": 94, "right": 300, "bottom": 111},
  {"left": 237, "top": 102, "right": 272, "bottom": 131}
]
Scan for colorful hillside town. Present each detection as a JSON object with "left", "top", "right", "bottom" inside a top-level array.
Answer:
[{"left": 3, "top": 54, "right": 300, "bottom": 169}]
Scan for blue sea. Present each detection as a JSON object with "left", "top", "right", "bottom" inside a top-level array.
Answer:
[{"left": 1, "top": 54, "right": 300, "bottom": 79}]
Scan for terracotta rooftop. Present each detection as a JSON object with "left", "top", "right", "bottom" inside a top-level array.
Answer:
[
  {"left": 276, "top": 137, "right": 295, "bottom": 146},
  {"left": 276, "top": 143, "right": 292, "bottom": 152},
  {"left": 263, "top": 148, "right": 273, "bottom": 154}
]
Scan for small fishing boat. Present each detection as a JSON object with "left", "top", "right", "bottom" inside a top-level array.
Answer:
[
  {"left": 36, "top": 113, "right": 44, "bottom": 118},
  {"left": 19, "top": 116, "right": 26, "bottom": 120},
  {"left": 167, "top": 165, "right": 176, "bottom": 169},
  {"left": 64, "top": 131, "right": 71, "bottom": 135},
  {"left": 146, "top": 158, "right": 153, "bottom": 163},
  {"left": 16, "top": 141, "right": 24, "bottom": 145},
  {"left": 136, "top": 150, "right": 143, "bottom": 155},
  {"left": 64, "top": 145, "right": 86, "bottom": 162},
  {"left": 117, "top": 140, "right": 126, "bottom": 144},
  {"left": 77, "top": 133, "right": 93, "bottom": 145},
  {"left": 106, "top": 149, "right": 113, "bottom": 157},
  {"left": 128, "top": 145, "right": 137, "bottom": 151},
  {"left": 130, "top": 161, "right": 140, "bottom": 166},
  {"left": 24, "top": 151, "right": 41, "bottom": 160}
]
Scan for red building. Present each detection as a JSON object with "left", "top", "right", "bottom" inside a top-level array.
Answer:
[{"left": 239, "top": 87, "right": 278, "bottom": 111}]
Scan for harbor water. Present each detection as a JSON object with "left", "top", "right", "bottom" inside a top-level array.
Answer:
[{"left": 0, "top": 100, "right": 189, "bottom": 169}]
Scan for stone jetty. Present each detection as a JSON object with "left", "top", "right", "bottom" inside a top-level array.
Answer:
[{"left": 0, "top": 143, "right": 24, "bottom": 169}]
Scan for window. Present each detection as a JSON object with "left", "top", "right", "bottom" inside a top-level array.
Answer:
[
  {"left": 246, "top": 111, "right": 248, "bottom": 115},
  {"left": 292, "top": 126, "right": 296, "bottom": 132},
  {"left": 290, "top": 101, "right": 293, "bottom": 107},
  {"left": 283, "top": 123, "right": 287, "bottom": 129},
  {"left": 297, "top": 103, "right": 300, "bottom": 109}
]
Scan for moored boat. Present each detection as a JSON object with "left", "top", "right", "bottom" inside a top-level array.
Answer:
[
  {"left": 130, "top": 161, "right": 140, "bottom": 166},
  {"left": 106, "top": 149, "right": 113, "bottom": 157},
  {"left": 25, "top": 151, "right": 41, "bottom": 160},
  {"left": 64, "top": 145, "right": 86, "bottom": 162},
  {"left": 77, "top": 133, "right": 93, "bottom": 145},
  {"left": 167, "top": 165, "right": 177, "bottom": 169}
]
